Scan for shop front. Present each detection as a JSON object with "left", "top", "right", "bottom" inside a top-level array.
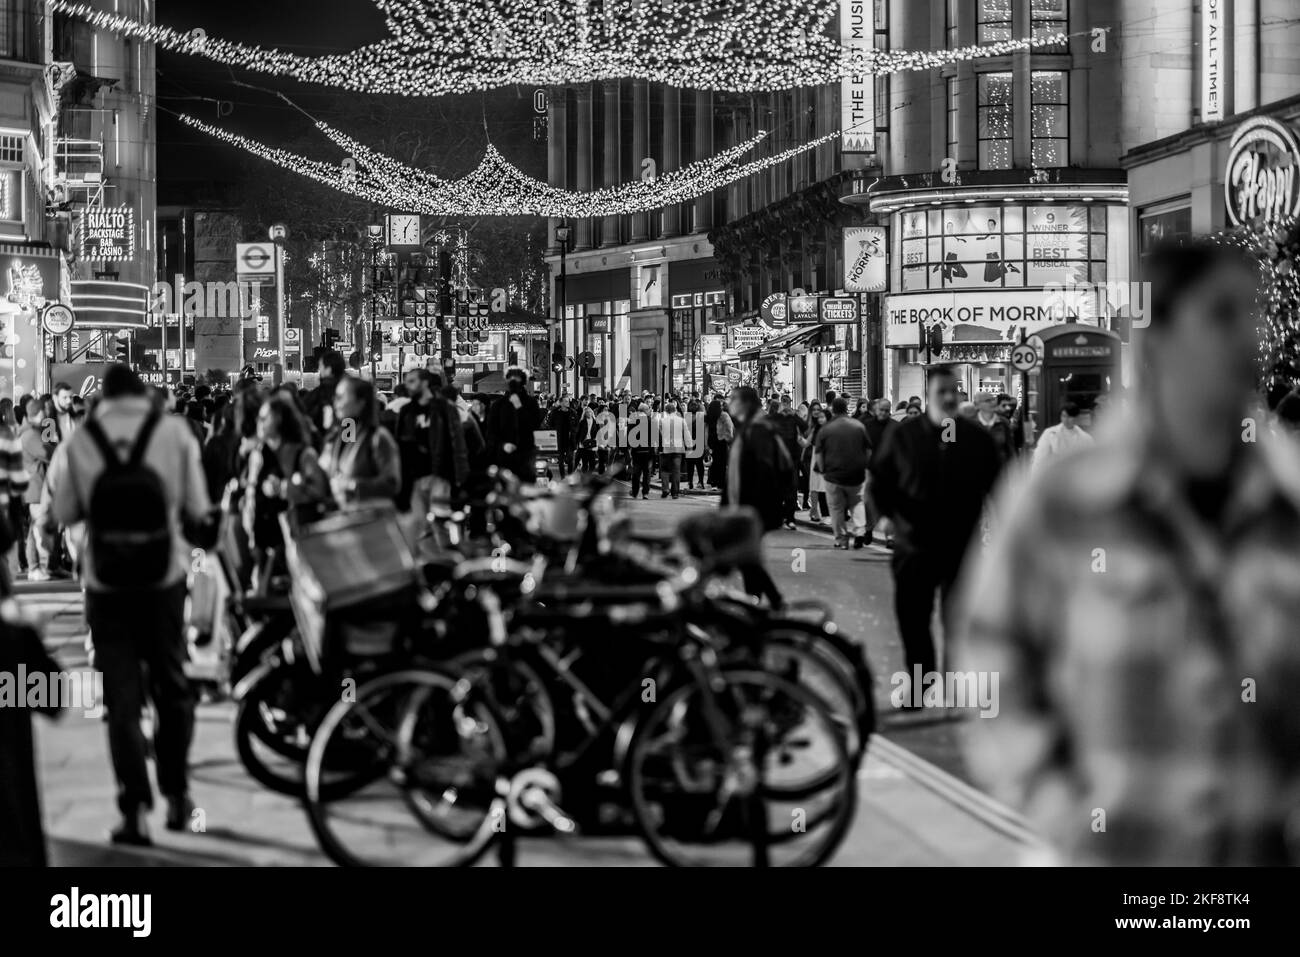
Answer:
[
  {"left": 866, "top": 180, "right": 1129, "bottom": 403},
  {"left": 1, "top": 243, "right": 65, "bottom": 398},
  {"left": 1123, "top": 95, "right": 1300, "bottom": 390}
]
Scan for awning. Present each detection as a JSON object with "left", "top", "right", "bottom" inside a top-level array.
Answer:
[{"left": 736, "top": 323, "right": 843, "bottom": 361}]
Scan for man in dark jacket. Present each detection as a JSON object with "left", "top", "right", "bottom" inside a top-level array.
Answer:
[
  {"left": 486, "top": 368, "right": 542, "bottom": 480},
  {"left": 766, "top": 397, "right": 803, "bottom": 528},
  {"left": 303, "top": 349, "right": 346, "bottom": 442},
  {"left": 724, "top": 387, "right": 792, "bottom": 607},
  {"left": 546, "top": 396, "right": 574, "bottom": 476},
  {"left": 871, "top": 367, "right": 1001, "bottom": 682},
  {"left": 399, "top": 370, "right": 470, "bottom": 513},
  {"left": 814, "top": 398, "right": 872, "bottom": 548}
]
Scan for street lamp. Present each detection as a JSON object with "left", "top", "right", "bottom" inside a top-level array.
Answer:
[
  {"left": 367, "top": 223, "right": 383, "bottom": 383},
  {"left": 555, "top": 223, "right": 570, "bottom": 396}
]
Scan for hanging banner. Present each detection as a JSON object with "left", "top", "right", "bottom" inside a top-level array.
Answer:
[
  {"left": 1201, "top": 0, "right": 1226, "bottom": 123},
  {"left": 843, "top": 226, "right": 887, "bottom": 292},
  {"left": 840, "top": 0, "right": 875, "bottom": 153}
]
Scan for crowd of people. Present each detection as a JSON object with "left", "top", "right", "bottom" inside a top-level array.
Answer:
[{"left": 7, "top": 235, "right": 1300, "bottom": 867}]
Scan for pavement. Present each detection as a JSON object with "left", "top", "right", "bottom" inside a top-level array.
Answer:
[{"left": 14, "top": 492, "right": 1041, "bottom": 867}]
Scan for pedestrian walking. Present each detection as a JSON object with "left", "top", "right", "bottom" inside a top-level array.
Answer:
[
  {"left": 723, "top": 387, "right": 793, "bottom": 608},
  {"left": 657, "top": 400, "right": 685, "bottom": 498},
  {"left": 1031, "top": 401, "right": 1094, "bottom": 471},
  {"left": 801, "top": 406, "right": 828, "bottom": 522},
  {"left": 871, "top": 366, "right": 1000, "bottom": 682},
  {"left": 814, "top": 398, "right": 872, "bottom": 549},
  {"left": 485, "top": 368, "right": 542, "bottom": 480},
  {"left": 628, "top": 401, "right": 654, "bottom": 499},
  {"left": 319, "top": 377, "right": 402, "bottom": 506},
  {"left": 46, "top": 364, "right": 212, "bottom": 845},
  {"left": 19, "top": 398, "right": 55, "bottom": 582}
]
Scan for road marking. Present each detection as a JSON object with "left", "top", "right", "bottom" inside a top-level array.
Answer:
[{"left": 868, "top": 734, "right": 1041, "bottom": 848}]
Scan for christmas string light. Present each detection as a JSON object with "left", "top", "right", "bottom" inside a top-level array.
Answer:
[
  {"left": 1217, "top": 216, "right": 1300, "bottom": 392},
  {"left": 316, "top": 120, "right": 776, "bottom": 209},
  {"left": 178, "top": 112, "right": 840, "bottom": 218},
  {"left": 54, "top": 0, "right": 1079, "bottom": 95}
]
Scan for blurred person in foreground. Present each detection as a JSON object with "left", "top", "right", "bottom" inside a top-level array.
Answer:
[{"left": 960, "top": 238, "right": 1300, "bottom": 865}]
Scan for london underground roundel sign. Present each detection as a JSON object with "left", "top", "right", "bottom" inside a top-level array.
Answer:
[{"left": 1225, "top": 117, "right": 1300, "bottom": 227}]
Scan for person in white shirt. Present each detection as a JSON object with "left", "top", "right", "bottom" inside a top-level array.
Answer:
[{"left": 1033, "top": 401, "right": 1094, "bottom": 471}]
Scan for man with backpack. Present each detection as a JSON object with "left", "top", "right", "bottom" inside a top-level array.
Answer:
[{"left": 46, "top": 365, "right": 212, "bottom": 846}]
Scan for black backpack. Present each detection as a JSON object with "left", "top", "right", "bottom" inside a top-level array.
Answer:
[{"left": 83, "top": 410, "right": 171, "bottom": 588}]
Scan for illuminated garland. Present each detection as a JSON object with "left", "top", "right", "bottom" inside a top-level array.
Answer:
[
  {"left": 55, "top": 0, "right": 1076, "bottom": 95},
  {"left": 178, "top": 113, "right": 839, "bottom": 218},
  {"left": 1220, "top": 216, "right": 1300, "bottom": 392}
]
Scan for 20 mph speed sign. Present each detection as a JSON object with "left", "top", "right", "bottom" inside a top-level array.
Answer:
[{"left": 1010, "top": 343, "right": 1040, "bottom": 372}]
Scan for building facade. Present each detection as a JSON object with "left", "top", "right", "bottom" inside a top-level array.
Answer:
[
  {"left": 0, "top": 0, "right": 157, "bottom": 398},
  {"left": 1119, "top": 0, "right": 1300, "bottom": 349},
  {"left": 840, "top": 0, "right": 1130, "bottom": 412}
]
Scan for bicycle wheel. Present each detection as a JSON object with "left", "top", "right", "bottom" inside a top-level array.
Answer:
[
  {"left": 449, "top": 648, "right": 556, "bottom": 765},
  {"left": 627, "top": 670, "right": 855, "bottom": 867},
  {"left": 757, "top": 622, "right": 875, "bottom": 762},
  {"left": 304, "top": 668, "right": 507, "bottom": 867},
  {"left": 233, "top": 657, "right": 380, "bottom": 800}
]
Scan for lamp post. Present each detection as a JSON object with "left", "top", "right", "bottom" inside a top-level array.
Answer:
[
  {"left": 367, "top": 224, "right": 384, "bottom": 384},
  {"left": 555, "top": 223, "right": 570, "bottom": 396}
]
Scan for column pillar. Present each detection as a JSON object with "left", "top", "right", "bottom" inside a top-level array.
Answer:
[
  {"left": 631, "top": 80, "right": 650, "bottom": 242},
  {"left": 693, "top": 90, "right": 713, "bottom": 234},
  {"left": 660, "top": 86, "right": 681, "bottom": 238},
  {"left": 575, "top": 84, "right": 594, "bottom": 251},
  {"left": 601, "top": 80, "right": 621, "bottom": 247}
]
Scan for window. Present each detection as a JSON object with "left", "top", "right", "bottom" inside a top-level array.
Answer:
[
  {"left": 1031, "top": 0, "right": 1069, "bottom": 52},
  {"left": 946, "top": 77, "right": 959, "bottom": 161},
  {"left": 978, "top": 72, "right": 1013, "bottom": 170},
  {"left": 1031, "top": 71, "right": 1069, "bottom": 168},
  {"left": 0, "top": 0, "right": 40, "bottom": 62},
  {"left": 898, "top": 203, "right": 1107, "bottom": 292},
  {"left": 977, "top": 0, "right": 1013, "bottom": 44},
  {"left": 1139, "top": 204, "right": 1192, "bottom": 261},
  {"left": 0, "top": 134, "right": 22, "bottom": 164}
]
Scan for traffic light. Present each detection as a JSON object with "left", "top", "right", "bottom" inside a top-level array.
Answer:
[
  {"left": 115, "top": 337, "right": 130, "bottom": 364},
  {"left": 323, "top": 328, "right": 341, "bottom": 351}
]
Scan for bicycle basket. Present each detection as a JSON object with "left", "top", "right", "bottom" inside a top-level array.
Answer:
[
  {"left": 674, "top": 507, "right": 764, "bottom": 572},
  {"left": 280, "top": 504, "right": 418, "bottom": 672}
]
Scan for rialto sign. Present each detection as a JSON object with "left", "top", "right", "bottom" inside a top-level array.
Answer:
[{"left": 1225, "top": 117, "right": 1300, "bottom": 227}]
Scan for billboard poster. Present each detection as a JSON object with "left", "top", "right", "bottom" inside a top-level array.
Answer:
[
  {"left": 843, "top": 226, "right": 887, "bottom": 293},
  {"left": 80, "top": 206, "right": 136, "bottom": 261}
]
